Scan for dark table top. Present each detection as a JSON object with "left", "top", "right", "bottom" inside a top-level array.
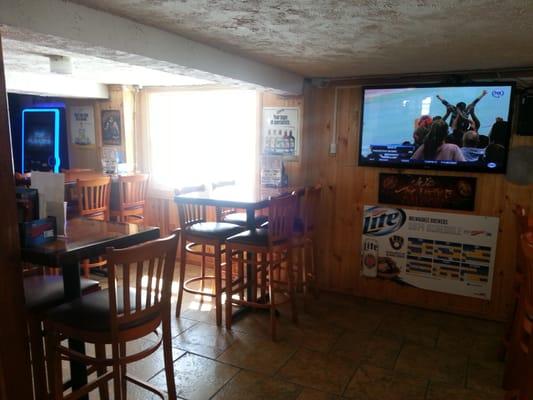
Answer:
[
  {"left": 21, "top": 218, "right": 160, "bottom": 266},
  {"left": 173, "top": 185, "right": 301, "bottom": 210}
]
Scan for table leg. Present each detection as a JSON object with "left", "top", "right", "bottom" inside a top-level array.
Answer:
[
  {"left": 62, "top": 259, "right": 88, "bottom": 400},
  {"left": 245, "top": 208, "right": 256, "bottom": 301}
]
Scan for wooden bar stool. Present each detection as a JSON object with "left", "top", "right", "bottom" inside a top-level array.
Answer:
[
  {"left": 225, "top": 193, "right": 298, "bottom": 340},
  {"left": 500, "top": 204, "right": 530, "bottom": 359},
  {"left": 44, "top": 231, "right": 180, "bottom": 400},
  {"left": 77, "top": 177, "right": 111, "bottom": 277},
  {"left": 504, "top": 233, "right": 533, "bottom": 400},
  {"left": 24, "top": 268, "right": 100, "bottom": 400},
  {"left": 110, "top": 174, "right": 149, "bottom": 224},
  {"left": 292, "top": 185, "right": 322, "bottom": 299},
  {"left": 175, "top": 185, "right": 244, "bottom": 326}
]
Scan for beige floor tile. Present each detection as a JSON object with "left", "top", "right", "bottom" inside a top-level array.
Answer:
[
  {"left": 276, "top": 348, "right": 356, "bottom": 395},
  {"left": 173, "top": 322, "right": 241, "bottom": 358},
  {"left": 295, "top": 388, "right": 343, "bottom": 400},
  {"left": 211, "top": 370, "right": 301, "bottom": 400},
  {"left": 466, "top": 359, "right": 505, "bottom": 395},
  {"left": 344, "top": 364, "right": 428, "bottom": 400},
  {"left": 468, "top": 334, "right": 502, "bottom": 362},
  {"left": 395, "top": 344, "right": 467, "bottom": 385},
  {"left": 217, "top": 332, "right": 297, "bottom": 374},
  {"left": 150, "top": 353, "right": 238, "bottom": 400},
  {"left": 278, "top": 318, "right": 344, "bottom": 353},
  {"left": 331, "top": 332, "right": 403, "bottom": 369},
  {"left": 126, "top": 338, "right": 186, "bottom": 381},
  {"left": 426, "top": 382, "right": 504, "bottom": 400}
]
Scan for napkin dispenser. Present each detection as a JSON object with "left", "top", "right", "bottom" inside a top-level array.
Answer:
[{"left": 19, "top": 216, "right": 57, "bottom": 248}]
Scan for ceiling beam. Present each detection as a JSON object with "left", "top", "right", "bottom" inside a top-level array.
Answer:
[{"left": 0, "top": 0, "right": 303, "bottom": 95}]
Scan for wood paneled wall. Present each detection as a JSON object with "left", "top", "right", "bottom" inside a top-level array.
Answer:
[{"left": 299, "top": 82, "right": 533, "bottom": 321}]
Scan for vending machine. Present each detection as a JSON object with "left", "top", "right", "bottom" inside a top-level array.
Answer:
[{"left": 21, "top": 108, "right": 61, "bottom": 173}]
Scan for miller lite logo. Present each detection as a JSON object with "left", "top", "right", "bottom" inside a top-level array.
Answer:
[{"left": 363, "top": 207, "right": 406, "bottom": 236}]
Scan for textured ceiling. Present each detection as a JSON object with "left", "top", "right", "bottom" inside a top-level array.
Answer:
[{"left": 68, "top": 0, "right": 533, "bottom": 78}]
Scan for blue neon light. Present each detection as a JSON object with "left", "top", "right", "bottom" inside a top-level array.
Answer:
[{"left": 21, "top": 108, "right": 61, "bottom": 173}]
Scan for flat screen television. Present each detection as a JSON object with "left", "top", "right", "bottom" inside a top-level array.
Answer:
[{"left": 358, "top": 83, "right": 515, "bottom": 173}]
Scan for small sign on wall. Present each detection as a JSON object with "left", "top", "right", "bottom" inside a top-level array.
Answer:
[
  {"left": 101, "top": 110, "right": 122, "bottom": 146},
  {"left": 262, "top": 107, "right": 299, "bottom": 157},
  {"left": 379, "top": 173, "right": 477, "bottom": 211},
  {"left": 361, "top": 205, "right": 499, "bottom": 299},
  {"left": 70, "top": 105, "right": 96, "bottom": 146}
]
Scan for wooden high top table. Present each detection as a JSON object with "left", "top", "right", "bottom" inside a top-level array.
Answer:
[
  {"left": 21, "top": 218, "right": 160, "bottom": 399},
  {"left": 174, "top": 185, "right": 301, "bottom": 308}
]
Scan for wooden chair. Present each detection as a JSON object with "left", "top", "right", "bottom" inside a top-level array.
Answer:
[
  {"left": 77, "top": 176, "right": 111, "bottom": 277},
  {"left": 110, "top": 174, "right": 149, "bottom": 224},
  {"left": 23, "top": 267, "right": 100, "bottom": 400},
  {"left": 292, "top": 185, "right": 322, "bottom": 299},
  {"left": 500, "top": 205, "right": 530, "bottom": 359},
  {"left": 504, "top": 233, "right": 533, "bottom": 400},
  {"left": 44, "top": 231, "right": 180, "bottom": 400},
  {"left": 175, "top": 185, "right": 243, "bottom": 326},
  {"left": 213, "top": 180, "right": 268, "bottom": 228},
  {"left": 225, "top": 193, "right": 298, "bottom": 340}
]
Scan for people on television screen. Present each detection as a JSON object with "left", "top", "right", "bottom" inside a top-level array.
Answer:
[
  {"left": 489, "top": 119, "right": 508, "bottom": 146},
  {"left": 461, "top": 130, "right": 485, "bottom": 161},
  {"left": 412, "top": 126, "right": 429, "bottom": 149},
  {"left": 411, "top": 120, "right": 466, "bottom": 162},
  {"left": 436, "top": 90, "right": 487, "bottom": 132},
  {"left": 483, "top": 143, "right": 506, "bottom": 164}
]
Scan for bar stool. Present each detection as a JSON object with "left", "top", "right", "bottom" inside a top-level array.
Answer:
[
  {"left": 292, "top": 185, "right": 322, "bottom": 298},
  {"left": 500, "top": 205, "right": 530, "bottom": 359},
  {"left": 77, "top": 177, "right": 111, "bottom": 277},
  {"left": 503, "top": 233, "right": 533, "bottom": 400},
  {"left": 24, "top": 268, "right": 100, "bottom": 400},
  {"left": 225, "top": 193, "right": 298, "bottom": 340},
  {"left": 175, "top": 185, "right": 243, "bottom": 326},
  {"left": 212, "top": 180, "right": 268, "bottom": 228},
  {"left": 110, "top": 174, "right": 149, "bottom": 224},
  {"left": 43, "top": 231, "right": 180, "bottom": 400}
]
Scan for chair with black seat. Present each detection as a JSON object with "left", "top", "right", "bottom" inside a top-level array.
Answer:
[
  {"left": 175, "top": 185, "right": 243, "bottom": 326},
  {"left": 110, "top": 174, "right": 149, "bottom": 224},
  {"left": 44, "top": 231, "right": 180, "bottom": 400},
  {"left": 225, "top": 193, "right": 298, "bottom": 340},
  {"left": 24, "top": 268, "right": 100, "bottom": 400},
  {"left": 292, "top": 185, "right": 322, "bottom": 299},
  {"left": 77, "top": 176, "right": 111, "bottom": 277},
  {"left": 212, "top": 180, "right": 268, "bottom": 228}
]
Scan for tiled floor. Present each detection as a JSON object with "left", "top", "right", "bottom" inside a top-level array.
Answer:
[{"left": 86, "top": 265, "right": 506, "bottom": 400}]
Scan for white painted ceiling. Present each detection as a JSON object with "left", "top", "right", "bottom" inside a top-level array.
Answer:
[{"left": 66, "top": 0, "right": 533, "bottom": 78}]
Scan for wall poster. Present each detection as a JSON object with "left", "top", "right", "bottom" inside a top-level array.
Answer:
[
  {"left": 70, "top": 105, "right": 95, "bottom": 146},
  {"left": 379, "top": 173, "right": 476, "bottom": 211},
  {"left": 101, "top": 109, "right": 122, "bottom": 146},
  {"left": 361, "top": 205, "right": 499, "bottom": 299},
  {"left": 262, "top": 107, "right": 299, "bottom": 156}
]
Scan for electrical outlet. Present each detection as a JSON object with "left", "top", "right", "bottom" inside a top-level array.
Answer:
[{"left": 329, "top": 143, "right": 337, "bottom": 154}]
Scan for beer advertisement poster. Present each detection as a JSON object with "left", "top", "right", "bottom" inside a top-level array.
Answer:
[
  {"left": 361, "top": 205, "right": 499, "bottom": 299},
  {"left": 378, "top": 173, "right": 476, "bottom": 211},
  {"left": 262, "top": 107, "right": 299, "bottom": 157}
]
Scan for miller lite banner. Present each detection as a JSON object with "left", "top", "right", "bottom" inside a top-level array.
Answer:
[{"left": 361, "top": 205, "right": 499, "bottom": 299}]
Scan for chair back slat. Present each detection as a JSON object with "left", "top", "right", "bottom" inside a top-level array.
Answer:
[
  {"left": 268, "top": 193, "right": 297, "bottom": 245},
  {"left": 514, "top": 205, "right": 530, "bottom": 274},
  {"left": 76, "top": 177, "right": 111, "bottom": 220},
  {"left": 105, "top": 231, "right": 179, "bottom": 335},
  {"left": 303, "top": 185, "right": 322, "bottom": 235},
  {"left": 118, "top": 174, "right": 149, "bottom": 211},
  {"left": 175, "top": 185, "right": 207, "bottom": 228}
]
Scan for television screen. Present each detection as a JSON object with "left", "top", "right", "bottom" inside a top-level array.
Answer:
[{"left": 358, "top": 83, "right": 515, "bottom": 172}]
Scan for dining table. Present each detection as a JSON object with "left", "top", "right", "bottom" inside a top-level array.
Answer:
[
  {"left": 174, "top": 184, "right": 301, "bottom": 308},
  {"left": 21, "top": 218, "right": 160, "bottom": 399}
]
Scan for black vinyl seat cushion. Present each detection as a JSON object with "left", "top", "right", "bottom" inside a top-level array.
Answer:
[
  {"left": 226, "top": 228, "right": 269, "bottom": 247},
  {"left": 186, "top": 222, "right": 243, "bottom": 240},
  {"left": 45, "top": 289, "right": 158, "bottom": 332},
  {"left": 24, "top": 275, "right": 100, "bottom": 312},
  {"left": 223, "top": 212, "right": 268, "bottom": 227}
]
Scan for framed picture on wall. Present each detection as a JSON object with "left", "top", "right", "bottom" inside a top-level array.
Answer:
[
  {"left": 101, "top": 110, "right": 122, "bottom": 146},
  {"left": 70, "top": 105, "right": 96, "bottom": 146}
]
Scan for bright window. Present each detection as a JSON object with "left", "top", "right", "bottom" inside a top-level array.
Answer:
[{"left": 146, "top": 89, "right": 258, "bottom": 190}]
